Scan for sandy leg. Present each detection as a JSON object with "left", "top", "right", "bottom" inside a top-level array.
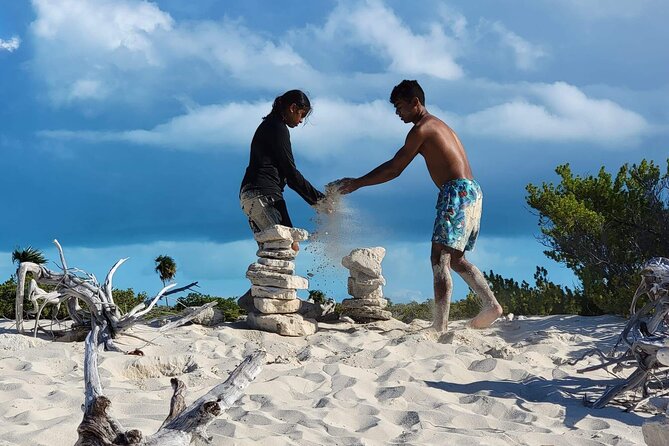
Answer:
[
  {"left": 453, "top": 257, "right": 503, "bottom": 329},
  {"left": 431, "top": 244, "right": 453, "bottom": 332}
]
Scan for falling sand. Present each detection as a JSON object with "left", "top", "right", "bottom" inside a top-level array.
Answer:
[{"left": 306, "top": 182, "right": 363, "bottom": 295}]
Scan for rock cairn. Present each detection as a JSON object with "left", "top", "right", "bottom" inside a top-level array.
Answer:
[
  {"left": 340, "top": 247, "right": 392, "bottom": 322},
  {"left": 245, "top": 225, "right": 318, "bottom": 336}
]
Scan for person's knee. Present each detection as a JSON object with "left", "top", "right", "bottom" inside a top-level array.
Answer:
[
  {"left": 450, "top": 256, "right": 469, "bottom": 273},
  {"left": 431, "top": 246, "right": 449, "bottom": 267}
]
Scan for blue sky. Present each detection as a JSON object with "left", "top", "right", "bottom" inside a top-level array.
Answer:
[{"left": 0, "top": 0, "right": 667, "bottom": 304}]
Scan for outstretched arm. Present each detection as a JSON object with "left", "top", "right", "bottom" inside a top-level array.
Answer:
[{"left": 338, "top": 127, "right": 423, "bottom": 194}]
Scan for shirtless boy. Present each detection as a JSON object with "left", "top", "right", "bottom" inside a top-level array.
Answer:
[{"left": 337, "top": 80, "right": 503, "bottom": 331}]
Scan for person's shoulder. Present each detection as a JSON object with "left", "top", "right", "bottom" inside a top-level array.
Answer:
[{"left": 264, "top": 114, "right": 286, "bottom": 129}]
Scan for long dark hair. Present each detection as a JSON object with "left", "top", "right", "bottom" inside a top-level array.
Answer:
[{"left": 264, "top": 89, "right": 312, "bottom": 120}]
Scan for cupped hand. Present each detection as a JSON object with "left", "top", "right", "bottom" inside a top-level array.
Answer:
[{"left": 335, "top": 177, "right": 359, "bottom": 195}]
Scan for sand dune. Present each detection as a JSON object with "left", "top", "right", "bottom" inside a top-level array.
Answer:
[{"left": 0, "top": 315, "right": 649, "bottom": 445}]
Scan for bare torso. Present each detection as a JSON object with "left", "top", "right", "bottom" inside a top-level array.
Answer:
[{"left": 412, "top": 114, "right": 473, "bottom": 188}]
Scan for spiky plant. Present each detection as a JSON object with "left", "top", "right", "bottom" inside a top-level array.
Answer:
[{"left": 12, "top": 246, "right": 46, "bottom": 266}]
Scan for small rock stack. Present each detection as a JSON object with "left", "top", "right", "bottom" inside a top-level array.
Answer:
[
  {"left": 245, "top": 225, "right": 318, "bottom": 336},
  {"left": 340, "top": 247, "right": 392, "bottom": 322}
]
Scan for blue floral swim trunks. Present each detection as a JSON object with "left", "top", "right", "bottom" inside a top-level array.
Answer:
[{"left": 432, "top": 178, "right": 483, "bottom": 252}]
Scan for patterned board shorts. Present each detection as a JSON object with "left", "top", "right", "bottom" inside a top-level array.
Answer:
[{"left": 432, "top": 178, "right": 483, "bottom": 252}]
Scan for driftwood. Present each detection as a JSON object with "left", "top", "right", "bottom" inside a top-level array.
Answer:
[
  {"left": 575, "top": 257, "right": 669, "bottom": 410},
  {"left": 159, "top": 302, "right": 219, "bottom": 332},
  {"left": 15, "top": 240, "right": 197, "bottom": 351},
  {"left": 76, "top": 322, "right": 265, "bottom": 445}
]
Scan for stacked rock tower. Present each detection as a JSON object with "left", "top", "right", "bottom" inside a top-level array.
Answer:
[
  {"left": 340, "top": 247, "right": 392, "bottom": 322},
  {"left": 245, "top": 225, "right": 318, "bottom": 336}
]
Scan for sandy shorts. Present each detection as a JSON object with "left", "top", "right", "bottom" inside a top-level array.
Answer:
[
  {"left": 432, "top": 178, "right": 483, "bottom": 252},
  {"left": 240, "top": 189, "right": 292, "bottom": 233}
]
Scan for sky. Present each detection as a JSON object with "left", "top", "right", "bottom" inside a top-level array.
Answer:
[{"left": 0, "top": 0, "right": 667, "bottom": 304}]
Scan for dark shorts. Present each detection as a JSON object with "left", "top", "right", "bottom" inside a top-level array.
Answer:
[
  {"left": 240, "top": 189, "right": 292, "bottom": 233},
  {"left": 432, "top": 178, "right": 483, "bottom": 252}
]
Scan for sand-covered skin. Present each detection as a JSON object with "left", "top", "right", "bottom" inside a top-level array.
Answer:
[{"left": 0, "top": 315, "right": 648, "bottom": 445}]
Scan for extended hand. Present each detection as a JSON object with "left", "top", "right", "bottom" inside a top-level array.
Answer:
[{"left": 336, "top": 177, "right": 359, "bottom": 195}]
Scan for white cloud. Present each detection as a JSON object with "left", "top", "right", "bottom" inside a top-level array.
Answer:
[
  {"left": 40, "top": 82, "right": 652, "bottom": 152},
  {"left": 314, "top": 0, "right": 464, "bottom": 80},
  {"left": 29, "top": 0, "right": 316, "bottom": 105},
  {"left": 0, "top": 36, "right": 21, "bottom": 52},
  {"left": 40, "top": 97, "right": 407, "bottom": 160},
  {"left": 459, "top": 82, "right": 651, "bottom": 146},
  {"left": 486, "top": 21, "right": 546, "bottom": 70}
]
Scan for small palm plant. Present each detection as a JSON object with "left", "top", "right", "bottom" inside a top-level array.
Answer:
[
  {"left": 154, "top": 255, "right": 177, "bottom": 307},
  {"left": 12, "top": 246, "right": 46, "bottom": 266}
]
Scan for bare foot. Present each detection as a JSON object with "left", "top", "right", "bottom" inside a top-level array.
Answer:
[
  {"left": 468, "top": 304, "right": 503, "bottom": 329},
  {"left": 291, "top": 241, "right": 300, "bottom": 252}
]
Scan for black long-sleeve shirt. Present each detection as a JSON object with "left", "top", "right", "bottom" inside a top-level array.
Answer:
[{"left": 240, "top": 113, "right": 324, "bottom": 206}]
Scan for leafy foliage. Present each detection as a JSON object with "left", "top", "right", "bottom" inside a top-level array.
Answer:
[
  {"left": 12, "top": 246, "right": 46, "bottom": 266},
  {"left": 0, "top": 277, "right": 18, "bottom": 318},
  {"left": 308, "top": 289, "right": 327, "bottom": 305},
  {"left": 154, "top": 255, "right": 177, "bottom": 285},
  {"left": 526, "top": 159, "right": 669, "bottom": 314},
  {"left": 485, "top": 267, "right": 589, "bottom": 316},
  {"left": 177, "top": 292, "right": 245, "bottom": 321},
  {"left": 387, "top": 298, "right": 433, "bottom": 323}
]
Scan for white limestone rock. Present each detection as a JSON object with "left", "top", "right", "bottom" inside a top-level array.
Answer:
[
  {"left": 348, "top": 276, "right": 385, "bottom": 296},
  {"left": 183, "top": 305, "right": 224, "bottom": 326},
  {"left": 342, "top": 306, "right": 392, "bottom": 321},
  {"left": 254, "top": 225, "right": 309, "bottom": 243},
  {"left": 247, "top": 270, "right": 309, "bottom": 289},
  {"left": 262, "top": 239, "right": 294, "bottom": 250},
  {"left": 342, "top": 247, "right": 386, "bottom": 277},
  {"left": 254, "top": 297, "right": 302, "bottom": 314},
  {"left": 257, "top": 258, "right": 295, "bottom": 269},
  {"left": 247, "top": 312, "right": 318, "bottom": 336},
  {"left": 256, "top": 248, "right": 297, "bottom": 260},
  {"left": 351, "top": 269, "right": 382, "bottom": 281},
  {"left": 251, "top": 285, "right": 297, "bottom": 300},
  {"left": 247, "top": 262, "right": 294, "bottom": 275},
  {"left": 341, "top": 297, "right": 388, "bottom": 309}
]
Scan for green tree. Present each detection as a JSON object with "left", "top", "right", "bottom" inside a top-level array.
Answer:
[
  {"left": 308, "top": 289, "right": 327, "bottom": 305},
  {"left": 154, "top": 255, "right": 177, "bottom": 307},
  {"left": 176, "top": 292, "right": 245, "bottom": 321},
  {"left": 526, "top": 159, "right": 669, "bottom": 314}
]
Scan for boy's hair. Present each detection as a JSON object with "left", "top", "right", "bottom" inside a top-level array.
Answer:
[{"left": 390, "top": 80, "right": 425, "bottom": 106}]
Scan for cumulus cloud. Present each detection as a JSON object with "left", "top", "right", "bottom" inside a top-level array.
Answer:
[
  {"left": 310, "top": 0, "right": 464, "bottom": 80},
  {"left": 40, "top": 97, "right": 407, "bottom": 159},
  {"left": 459, "top": 82, "right": 650, "bottom": 146},
  {"left": 0, "top": 36, "right": 21, "bottom": 52},
  {"left": 40, "top": 82, "right": 651, "bottom": 152},
  {"left": 485, "top": 21, "right": 546, "bottom": 70},
  {"left": 29, "top": 0, "right": 316, "bottom": 105}
]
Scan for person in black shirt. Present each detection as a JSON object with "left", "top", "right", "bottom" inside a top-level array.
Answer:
[{"left": 240, "top": 90, "right": 325, "bottom": 252}]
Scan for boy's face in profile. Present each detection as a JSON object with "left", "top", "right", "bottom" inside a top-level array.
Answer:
[{"left": 392, "top": 98, "right": 417, "bottom": 123}]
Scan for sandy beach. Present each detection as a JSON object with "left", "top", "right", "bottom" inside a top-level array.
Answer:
[{"left": 0, "top": 314, "right": 649, "bottom": 445}]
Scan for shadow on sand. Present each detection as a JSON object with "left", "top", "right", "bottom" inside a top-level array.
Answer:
[{"left": 425, "top": 373, "right": 646, "bottom": 429}]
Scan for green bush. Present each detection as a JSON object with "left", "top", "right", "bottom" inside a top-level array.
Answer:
[{"left": 176, "top": 292, "right": 245, "bottom": 321}]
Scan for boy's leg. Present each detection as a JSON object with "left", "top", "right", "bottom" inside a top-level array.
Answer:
[
  {"left": 431, "top": 242, "right": 454, "bottom": 332},
  {"left": 449, "top": 251, "right": 502, "bottom": 328}
]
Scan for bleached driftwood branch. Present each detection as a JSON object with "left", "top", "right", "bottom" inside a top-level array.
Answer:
[
  {"left": 15, "top": 240, "right": 197, "bottom": 351},
  {"left": 576, "top": 257, "right": 669, "bottom": 410},
  {"left": 76, "top": 322, "right": 265, "bottom": 445}
]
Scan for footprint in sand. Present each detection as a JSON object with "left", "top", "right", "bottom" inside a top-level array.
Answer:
[
  {"left": 468, "top": 358, "right": 497, "bottom": 373},
  {"left": 375, "top": 386, "right": 406, "bottom": 401}
]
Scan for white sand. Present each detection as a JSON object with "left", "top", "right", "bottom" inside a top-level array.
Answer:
[{"left": 0, "top": 315, "right": 649, "bottom": 445}]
